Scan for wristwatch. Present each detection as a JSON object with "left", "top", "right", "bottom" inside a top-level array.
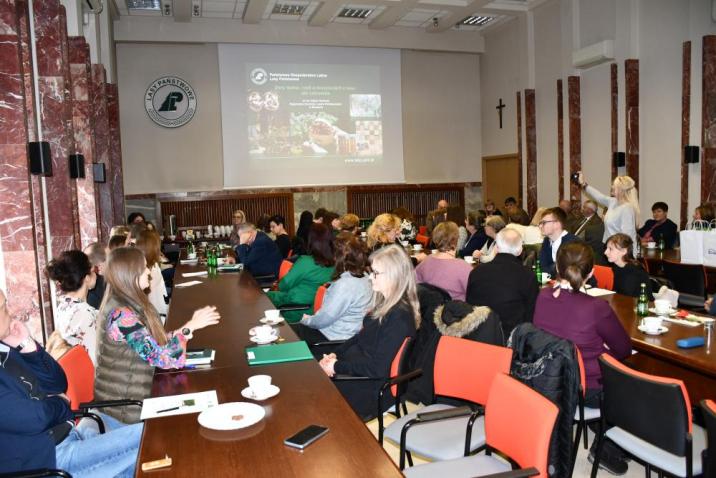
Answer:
[
  {"left": 16, "top": 337, "right": 34, "bottom": 351},
  {"left": 180, "top": 327, "right": 193, "bottom": 340}
]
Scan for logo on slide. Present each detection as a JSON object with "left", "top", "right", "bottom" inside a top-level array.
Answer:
[
  {"left": 250, "top": 68, "right": 268, "bottom": 85},
  {"left": 145, "top": 76, "right": 197, "bottom": 128}
]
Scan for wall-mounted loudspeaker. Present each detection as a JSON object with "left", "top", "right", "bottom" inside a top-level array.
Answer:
[
  {"left": 613, "top": 151, "right": 626, "bottom": 168},
  {"left": 28, "top": 141, "right": 52, "bottom": 176},
  {"left": 69, "top": 154, "right": 85, "bottom": 179},
  {"left": 684, "top": 145, "right": 700, "bottom": 164},
  {"left": 92, "top": 163, "right": 106, "bottom": 183}
]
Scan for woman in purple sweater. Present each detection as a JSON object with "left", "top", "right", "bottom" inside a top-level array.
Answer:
[{"left": 533, "top": 241, "right": 631, "bottom": 474}]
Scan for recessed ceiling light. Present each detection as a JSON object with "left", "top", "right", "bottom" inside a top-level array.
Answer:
[
  {"left": 458, "top": 15, "right": 492, "bottom": 26},
  {"left": 272, "top": 3, "right": 307, "bottom": 15},
  {"left": 126, "top": 0, "right": 160, "bottom": 9},
  {"left": 338, "top": 7, "right": 373, "bottom": 18}
]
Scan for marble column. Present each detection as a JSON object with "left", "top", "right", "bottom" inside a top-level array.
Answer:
[
  {"left": 681, "top": 42, "right": 691, "bottom": 230},
  {"left": 107, "top": 84, "right": 126, "bottom": 227},
  {"left": 702, "top": 35, "right": 716, "bottom": 204},
  {"left": 33, "top": 0, "right": 80, "bottom": 254},
  {"left": 557, "top": 79, "right": 564, "bottom": 200},
  {"left": 525, "top": 89, "right": 537, "bottom": 216},
  {"left": 625, "top": 59, "right": 640, "bottom": 187},
  {"left": 0, "top": 0, "right": 47, "bottom": 340},
  {"left": 611, "top": 63, "right": 618, "bottom": 180},
  {"left": 92, "top": 64, "right": 113, "bottom": 242},
  {"left": 568, "top": 76, "right": 582, "bottom": 205},
  {"left": 516, "top": 91, "right": 524, "bottom": 207},
  {"left": 69, "top": 37, "right": 99, "bottom": 248}
]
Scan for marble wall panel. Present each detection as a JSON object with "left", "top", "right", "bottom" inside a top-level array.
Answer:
[
  {"left": 107, "top": 83, "right": 126, "bottom": 227},
  {"left": 702, "top": 36, "right": 716, "bottom": 204},
  {"left": 92, "top": 64, "right": 113, "bottom": 241},
  {"left": 464, "top": 185, "right": 482, "bottom": 214},
  {"left": 681, "top": 42, "right": 691, "bottom": 230},
  {"left": 568, "top": 76, "right": 582, "bottom": 205},
  {"left": 625, "top": 59, "right": 640, "bottom": 188},
  {"left": 516, "top": 91, "right": 524, "bottom": 207},
  {"left": 525, "top": 89, "right": 537, "bottom": 216},
  {"left": 293, "top": 191, "right": 347, "bottom": 229},
  {"left": 611, "top": 63, "right": 618, "bottom": 180},
  {"left": 557, "top": 79, "right": 564, "bottom": 200}
]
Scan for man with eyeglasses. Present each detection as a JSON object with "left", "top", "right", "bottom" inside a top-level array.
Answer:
[{"left": 538, "top": 207, "right": 580, "bottom": 277}]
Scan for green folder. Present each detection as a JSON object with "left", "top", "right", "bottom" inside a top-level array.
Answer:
[{"left": 246, "top": 340, "right": 314, "bottom": 366}]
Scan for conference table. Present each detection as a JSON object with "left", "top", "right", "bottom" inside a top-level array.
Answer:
[{"left": 135, "top": 264, "right": 402, "bottom": 477}]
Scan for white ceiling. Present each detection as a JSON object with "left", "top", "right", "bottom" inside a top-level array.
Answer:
[{"left": 114, "top": 0, "right": 545, "bottom": 33}]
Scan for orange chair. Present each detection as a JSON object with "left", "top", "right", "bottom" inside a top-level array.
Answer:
[
  {"left": 403, "top": 373, "right": 558, "bottom": 478},
  {"left": 572, "top": 348, "right": 601, "bottom": 461},
  {"left": 701, "top": 399, "right": 716, "bottom": 477},
  {"left": 415, "top": 234, "right": 430, "bottom": 249},
  {"left": 278, "top": 260, "right": 293, "bottom": 281},
  {"left": 385, "top": 336, "right": 513, "bottom": 469},
  {"left": 592, "top": 265, "right": 614, "bottom": 290},
  {"left": 418, "top": 226, "right": 428, "bottom": 236},
  {"left": 313, "top": 283, "right": 328, "bottom": 313}
]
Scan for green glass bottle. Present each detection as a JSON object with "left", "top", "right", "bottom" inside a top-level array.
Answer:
[
  {"left": 658, "top": 234, "right": 665, "bottom": 251},
  {"left": 636, "top": 282, "right": 649, "bottom": 316},
  {"left": 186, "top": 241, "right": 195, "bottom": 258},
  {"left": 535, "top": 259, "right": 542, "bottom": 284}
]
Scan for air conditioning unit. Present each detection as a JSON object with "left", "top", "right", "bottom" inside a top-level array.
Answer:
[
  {"left": 83, "top": 0, "right": 103, "bottom": 14},
  {"left": 572, "top": 39, "right": 614, "bottom": 69}
]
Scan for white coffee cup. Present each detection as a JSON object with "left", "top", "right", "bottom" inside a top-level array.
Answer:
[
  {"left": 248, "top": 375, "right": 272, "bottom": 395},
  {"left": 647, "top": 241, "right": 656, "bottom": 249},
  {"left": 252, "top": 325, "right": 276, "bottom": 341},
  {"left": 265, "top": 309, "right": 280, "bottom": 320},
  {"left": 168, "top": 235, "right": 176, "bottom": 241},
  {"left": 464, "top": 256, "right": 475, "bottom": 264},
  {"left": 187, "top": 252, "right": 197, "bottom": 260},
  {"left": 431, "top": 249, "right": 439, "bottom": 255},
  {"left": 541, "top": 272, "right": 551, "bottom": 284},
  {"left": 654, "top": 299, "right": 672, "bottom": 315},
  {"left": 360, "top": 231, "right": 367, "bottom": 238},
  {"left": 400, "top": 240, "right": 409, "bottom": 247},
  {"left": 413, "top": 244, "right": 423, "bottom": 251},
  {"left": 643, "top": 316, "right": 663, "bottom": 333}
]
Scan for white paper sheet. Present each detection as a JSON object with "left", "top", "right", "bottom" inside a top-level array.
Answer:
[
  {"left": 175, "top": 280, "right": 203, "bottom": 288},
  {"left": 182, "top": 271, "right": 208, "bottom": 278},
  {"left": 585, "top": 288, "right": 616, "bottom": 297},
  {"left": 140, "top": 390, "right": 219, "bottom": 420}
]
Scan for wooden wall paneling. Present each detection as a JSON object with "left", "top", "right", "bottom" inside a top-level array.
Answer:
[
  {"left": 557, "top": 79, "right": 564, "bottom": 200},
  {"left": 681, "top": 41, "right": 691, "bottom": 230},
  {"left": 568, "top": 76, "right": 582, "bottom": 205},
  {"left": 611, "top": 63, "right": 618, "bottom": 181},
  {"left": 702, "top": 35, "right": 716, "bottom": 204},
  {"left": 524, "top": 89, "right": 537, "bottom": 216},
  {"left": 625, "top": 59, "right": 640, "bottom": 188}
]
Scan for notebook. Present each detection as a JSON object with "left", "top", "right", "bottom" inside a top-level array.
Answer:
[
  {"left": 246, "top": 341, "right": 314, "bottom": 366},
  {"left": 186, "top": 348, "right": 216, "bottom": 366}
]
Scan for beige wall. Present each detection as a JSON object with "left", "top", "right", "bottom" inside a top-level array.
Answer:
[{"left": 118, "top": 44, "right": 482, "bottom": 194}]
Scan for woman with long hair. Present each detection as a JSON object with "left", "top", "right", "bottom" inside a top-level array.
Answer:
[
  {"left": 267, "top": 223, "right": 336, "bottom": 323},
  {"left": 366, "top": 213, "right": 401, "bottom": 251},
  {"left": 579, "top": 172, "right": 640, "bottom": 244},
  {"left": 319, "top": 244, "right": 421, "bottom": 418},
  {"left": 604, "top": 233, "right": 653, "bottom": 299},
  {"left": 291, "top": 210, "right": 314, "bottom": 256},
  {"left": 229, "top": 209, "right": 247, "bottom": 247},
  {"left": 94, "top": 247, "right": 220, "bottom": 423},
  {"left": 134, "top": 229, "right": 168, "bottom": 317}
]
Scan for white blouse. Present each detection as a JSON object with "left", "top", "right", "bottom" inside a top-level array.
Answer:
[
  {"left": 55, "top": 295, "right": 98, "bottom": 364},
  {"left": 149, "top": 263, "right": 168, "bottom": 317}
]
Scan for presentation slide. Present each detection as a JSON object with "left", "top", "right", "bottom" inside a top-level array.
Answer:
[{"left": 219, "top": 45, "right": 404, "bottom": 189}]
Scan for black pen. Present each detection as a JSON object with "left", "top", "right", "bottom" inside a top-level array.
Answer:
[{"left": 157, "top": 406, "right": 180, "bottom": 413}]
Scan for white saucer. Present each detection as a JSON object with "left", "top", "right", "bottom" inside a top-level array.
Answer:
[
  {"left": 648, "top": 307, "right": 677, "bottom": 316},
  {"left": 250, "top": 335, "right": 279, "bottom": 344},
  {"left": 260, "top": 317, "right": 284, "bottom": 325},
  {"left": 241, "top": 385, "right": 280, "bottom": 401},
  {"left": 638, "top": 324, "right": 669, "bottom": 335},
  {"left": 198, "top": 402, "right": 265, "bottom": 430}
]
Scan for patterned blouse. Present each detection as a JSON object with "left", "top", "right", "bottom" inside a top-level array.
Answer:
[
  {"left": 55, "top": 295, "right": 98, "bottom": 365},
  {"left": 105, "top": 306, "right": 187, "bottom": 369}
]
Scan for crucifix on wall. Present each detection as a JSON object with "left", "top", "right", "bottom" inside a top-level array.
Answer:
[{"left": 496, "top": 98, "right": 506, "bottom": 129}]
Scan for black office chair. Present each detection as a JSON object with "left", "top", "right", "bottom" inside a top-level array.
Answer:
[
  {"left": 661, "top": 261, "right": 708, "bottom": 309},
  {"left": 0, "top": 470, "right": 71, "bottom": 478}
]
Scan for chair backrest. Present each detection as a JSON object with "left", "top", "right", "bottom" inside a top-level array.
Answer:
[
  {"left": 485, "top": 373, "right": 558, "bottom": 478},
  {"left": 662, "top": 260, "right": 707, "bottom": 297},
  {"left": 313, "top": 284, "right": 328, "bottom": 313},
  {"left": 592, "top": 265, "right": 614, "bottom": 290},
  {"left": 701, "top": 399, "right": 716, "bottom": 478},
  {"left": 599, "top": 354, "right": 692, "bottom": 456},
  {"left": 389, "top": 337, "right": 414, "bottom": 396},
  {"left": 58, "top": 346, "right": 96, "bottom": 409},
  {"left": 418, "top": 226, "right": 427, "bottom": 236},
  {"left": 278, "top": 260, "right": 293, "bottom": 281},
  {"left": 575, "top": 347, "right": 586, "bottom": 397},
  {"left": 415, "top": 234, "right": 430, "bottom": 249},
  {"left": 433, "top": 336, "right": 512, "bottom": 405}
]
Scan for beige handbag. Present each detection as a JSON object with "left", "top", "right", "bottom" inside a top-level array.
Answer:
[{"left": 45, "top": 330, "right": 72, "bottom": 361}]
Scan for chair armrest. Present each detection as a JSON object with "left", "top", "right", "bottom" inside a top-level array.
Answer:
[
  {"left": 0, "top": 470, "right": 72, "bottom": 478},
  {"left": 386, "top": 369, "right": 422, "bottom": 387},
  {"left": 480, "top": 468, "right": 539, "bottom": 478},
  {"left": 72, "top": 410, "right": 106, "bottom": 434},
  {"left": 252, "top": 274, "right": 276, "bottom": 281},
  {"left": 416, "top": 405, "right": 474, "bottom": 422},
  {"left": 79, "top": 399, "right": 143, "bottom": 409},
  {"left": 332, "top": 374, "right": 376, "bottom": 381},
  {"left": 278, "top": 304, "right": 311, "bottom": 312}
]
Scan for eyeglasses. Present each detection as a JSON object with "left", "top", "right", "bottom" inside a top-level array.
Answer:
[
  {"left": 538, "top": 220, "right": 557, "bottom": 227},
  {"left": 369, "top": 270, "right": 383, "bottom": 279}
]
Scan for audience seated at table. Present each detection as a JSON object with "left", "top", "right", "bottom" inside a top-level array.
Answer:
[
  {"left": 83, "top": 242, "right": 108, "bottom": 310},
  {"left": 425, "top": 199, "right": 449, "bottom": 234},
  {"left": 638, "top": 201, "right": 678, "bottom": 248},
  {"left": 267, "top": 223, "right": 336, "bottom": 323},
  {"left": 295, "top": 232, "right": 372, "bottom": 347},
  {"left": 605, "top": 233, "right": 654, "bottom": 300},
  {"left": 235, "top": 223, "right": 283, "bottom": 278},
  {"left": 256, "top": 213, "right": 275, "bottom": 240},
  {"left": 538, "top": 207, "right": 580, "bottom": 277},
  {"left": 458, "top": 211, "right": 489, "bottom": 258},
  {"left": 269, "top": 214, "right": 292, "bottom": 258},
  {"left": 533, "top": 241, "right": 632, "bottom": 474},
  {"left": 291, "top": 210, "right": 313, "bottom": 256},
  {"left": 415, "top": 222, "right": 472, "bottom": 301},
  {"left": 135, "top": 229, "right": 169, "bottom": 318},
  {"left": 472, "top": 215, "right": 506, "bottom": 263},
  {"left": 466, "top": 228, "right": 539, "bottom": 335},
  {"left": 229, "top": 209, "right": 247, "bottom": 247},
  {"left": 580, "top": 172, "right": 640, "bottom": 244},
  {"left": 95, "top": 247, "right": 220, "bottom": 423},
  {"left": 505, "top": 206, "right": 545, "bottom": 246},
  {"left": 484, "top": 199, "right": 502, "bottom": 217},
  {"left": 366, "top": 213, "right": 401, "bottom": 252},
  {"left": 339, "top": 213, "right": 361, "bottom": 235},
  {"left": 127, "top": 212, "right": 145, "bottom": 225},
  {"left": 572, "top": 200, "right": 606, "bottom": 263},
  {"left": 559, "top": 199, "right": 584, "bottom": 233},
  {"left": 391, "top": 207, "right": 417, "bottom": 243},
  {"left": 319, "top": 245, "right": 420, "bottom": 418},
  {"left": 0, "top": 289, "right": 142, "bottom": 477},
  {"left": 504, "top": 196, "right": 530, "bottom": 225},
  {"left": 46, "top": 250, "right": 99, "bottom": 364}
]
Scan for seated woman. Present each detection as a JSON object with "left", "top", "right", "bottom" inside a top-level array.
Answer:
[
  {"left": 605, "top": 233, "right": 653, "bottom": 299},
  {"left": 294, "top": 233, "right": 372, "bottom": 347},
  {"left": 458, "top": 211, "right": 488, "bottom": 258},
  {"left": 366, "top": 213, "right": 401, "bottom": 252},
  {"left": 391, "top": 207, "right": 417, "bottom": 243},
  {"left": 269, "top": 214, "right": 292, "bottom": 258},
  {"left": 0, "top": 289, "right": 143, "bottom": 477},
  {"left": 472, "top": 215, "right": 506, "bottom": 263},
  {"left": 290, "top": 210, "right": 313, "bottom": 257},
  {"left": 415, "top": 222, "right": 473, "bottom": 300},
  {"left": 46, "top": 250, "right": 99, "bottom": 364},
  {"left": 339, "top": 213, "right": 361, "bottom": 235},
  {"left": 319, "top": 245, "right": 420, "bottom": 418},
  {"left": 229, "top": 209, "right": 247, "bottom": 247},
  {"left": 95, "top": 247, "right": 220, "bottom": 423},
  {"left": 135, "top": 230, "right": 169, "bottom": 318},
  {"left": 267, "top": 223, "right": 336, "bottom": 323},
  {"left": 533, "top": 241, "right": 632, "bottom": 474},
  {"left": 693, "top": 204, "right": 716, "bottom": 226}
]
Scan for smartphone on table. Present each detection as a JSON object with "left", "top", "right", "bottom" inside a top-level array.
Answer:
[{"left": 284, "top": 425, "right": 329, "bottom": 449}]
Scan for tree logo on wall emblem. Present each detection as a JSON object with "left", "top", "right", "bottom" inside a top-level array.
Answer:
[{"left": 145, "top": 76, "right": 197, "bottom": 128}]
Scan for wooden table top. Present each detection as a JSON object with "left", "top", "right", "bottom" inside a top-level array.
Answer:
[{"left": 136, "top": 265, "right": 401, "bottom": 477}]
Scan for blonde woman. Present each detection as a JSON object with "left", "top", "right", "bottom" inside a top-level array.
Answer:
[
  {"left": 473, "top": 215, "right": 506, "bottom": 263},
  {"left": 366, "top": 213, "right": 401, "bottom": 251},
  {"left": 95, "top": 247, "right": 220, "bottom": 423},
  {"left": 579, "top": 172, "right": 639, "bottom": 244},
  {"left": 229, "top": 209, "right": 247, "bottom": 247},
  {"left": 319, "top": 244, "right": 420, "bottom": 418}
]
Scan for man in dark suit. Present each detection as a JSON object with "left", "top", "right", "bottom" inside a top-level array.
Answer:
[
  {"left": 235, "top": 223, "right": 283, "bottom": 277},
  {"left": 425, "top": 199, "right": 448, "bottom": 234},
  {"left": 466, "top": 228, "right": 539, "bottom": 335},
  {"left": 574, "top": 200, "right": 606, "bottom": 263},
  {"left": 638, "top": 201, "right": 679, "bottom": 249},
  {"left": 504, "top": 197, "right": 530, "bottom": 225},
  {"left": 538, "top": 207, "right": 580, "bottom": 277}
]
